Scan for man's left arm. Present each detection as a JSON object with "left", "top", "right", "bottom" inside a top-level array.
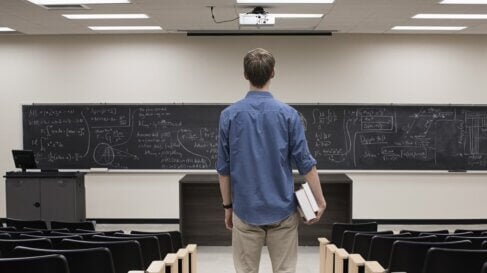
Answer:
[{"left": 219, "top": 174, "right": 233, "bottom": 230}]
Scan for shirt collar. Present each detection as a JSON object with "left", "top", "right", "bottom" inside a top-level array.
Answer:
[{"left": 246, "top": 91, "right": 274, "bottom": 98}]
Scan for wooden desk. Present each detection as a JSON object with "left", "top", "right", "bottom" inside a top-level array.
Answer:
[{"left": 180, "top": 174, "right": 352, "bottom": 246}]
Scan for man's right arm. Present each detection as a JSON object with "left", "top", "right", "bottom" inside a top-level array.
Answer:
[
  {"left": 289, "top": 110, "right": 326, "bottom": 224},
  {"left": 304, "top": 166, "right": 326, "bottom": 224}
]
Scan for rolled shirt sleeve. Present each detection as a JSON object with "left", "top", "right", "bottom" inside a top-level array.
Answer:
[
  {"left": 289, "top": 110, "right": 317, "bottom": 175},
  {"left": 216, "top": 111, "right": 231, "bottom": 176}
]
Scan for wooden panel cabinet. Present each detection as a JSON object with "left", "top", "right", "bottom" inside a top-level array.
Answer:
[{"left": 180, "top": 174, "right": 352, "bottom": 246}]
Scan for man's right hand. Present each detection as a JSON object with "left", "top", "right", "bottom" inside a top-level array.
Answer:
[
  {"left": 225, "top": 208, "right": 233, "bottom": 230},
  {"left": 305, "top": 201, "right": 326, "bottom": 225}
]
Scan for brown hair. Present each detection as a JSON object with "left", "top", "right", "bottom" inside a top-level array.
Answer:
[{"left": 243, "top": 48, "right": 275, "bottom": 88}]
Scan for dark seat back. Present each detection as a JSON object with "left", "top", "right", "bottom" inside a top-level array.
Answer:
[
  {"left": 388, "top": 240, "right": 472, "bottom": 273},
  {"left": 61, "top": 239, "right": 143, "bottom": 273},
  {"left": 455, "top": 229, "right": 487, "bottom": 235},
  {"left": 482, "top": 261, "right": 487, "bottom": 273},
  {"left": 0, "top": 227, "right": 16, "bottom": 231},
  {"left": 330, "top": 222, "right": 377, "bottom": 246},
  {"left": 399, "top": 229, "right": 449, "bottom": 236},
  {"left": 51, "top": 231, "right": 103, "bottom": 239},
  {"left": 342, "top": 230, "right": 392, "bottom": 253},
  {"left": 121, "top": 232, "right": 172, "bottom": 257},
  {"left": 423, "top": 247, "right": 487, "bottom": 273},
  {"left": 23, "top": 228, "right": 70, "bottom": 235},
  {"left": 0, "top": 238, "right": 52, "bottom": 258},
  {"left": 92, "top": 235, "right": 161, "bottom": 268},
  {"left": 419, "top": 231, "right": 473, "bottom": 241},
  {"left": 0, "top": 234, "right": 11, "bottom": 239},
  {"left": 14, "top": 246, "right": 115, "bottom": 273},
  {"left": 6, "top": 219, "right": 47, "bottom": 230},
  {"left": 20, "top": 234, "right": 83, "bottom": 248},
  {"left": 0, "top": 254, "right": 69, "bottom": 273},
  {"left": 353, "top": 232, "right": 406, "bottom": 259},
  {"left": 1, "top": 230, "right": 43, "bottom": 239},
  {"left": 368, "top": 235, "right": 437, "bottom": 267},
  {"left": 445, "top": 236, "right": 487, "bottom": 249},
  {"left": 131, "top": 230, "right": 183, "bottom": 251},
  {"left": 51, "top": 221, "right": 95, "bottom": 232},
  {"left": 76, "top": 229, "right": 123, "bottom": 236}
]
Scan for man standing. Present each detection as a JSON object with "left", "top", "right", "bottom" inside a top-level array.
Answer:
[{"left": 217, "top": 48, "right": 326, "bottom": 273}]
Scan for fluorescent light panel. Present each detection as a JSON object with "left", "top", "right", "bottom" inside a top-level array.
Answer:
[
  {"left": 272, "top": 13, "right": 323, "bottom": 18},
  {"left": 64, "top": 14, "right": 148, "bottom": 19},
  {"left": 28, "top": 0, "right": 130, "bottom": 4},
  {"left": 237, "top": 0, "right": 334, "bottom": 3},
  {"left": 0, "top": 27, "right": 15, "bottom": 32},
  {"left": 89, "top": 26, "right": 162, "bottom": 30},
  {"left": 440, "top": 0, "right": 487, "bottom": 4},
  {"left": 392, "top": 26, "right": 467, "bottom": 30},
  {"left": 414, "top": 13, "right": 487, "bottom": 19}
]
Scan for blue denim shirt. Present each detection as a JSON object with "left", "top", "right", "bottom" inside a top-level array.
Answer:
[{"left": 216, "top": 91, "right": 317, "bottom": 225}]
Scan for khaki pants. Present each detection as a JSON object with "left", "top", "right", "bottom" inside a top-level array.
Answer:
[{"left": 232, "top": 212, "right": 299, "bottom": 273}]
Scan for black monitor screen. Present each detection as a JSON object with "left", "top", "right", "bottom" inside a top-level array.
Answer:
[{"left": 12, "top": 150, "right": 37, "bottom": 171}]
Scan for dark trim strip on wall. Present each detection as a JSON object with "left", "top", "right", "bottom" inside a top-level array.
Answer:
[
  {"left": 3, "top": 218, "right": 487, "bottom": 225},
  {"left": 87, "top": 218, "right": 180, "bottom": 224},
  {"left": 0, "top": 218, "right": 180, "bottom": 225},
  {"left": 353, "top": 219, "right": 487, "bottom": 225}
]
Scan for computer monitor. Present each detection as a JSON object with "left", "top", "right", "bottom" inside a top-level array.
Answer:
[{"left": 12, "top": 150, "right": 37, "bottom": 172}]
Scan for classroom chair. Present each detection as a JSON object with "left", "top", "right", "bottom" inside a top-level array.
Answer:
[
  {"left": 5, "top": 218, "right": 48, "bottom": 230},
  {"left": 23, "top": 227, "right": 70, "bottom": 235},
  {"left": 353, "top": 232, "right": 408, "bottom": 260},
  {"left": 455, "top": 229, "right": 487, "bottom": 235},
  {"left": 92, "top": 234, "right": 161, "bottom": 268},
  {"left": 368, "top": 235, "right": 438, "bottom": 267},
  {"left": 0, "top": 234, "right": 11, "bottom": 239},
  {"left": 115, "top": 233, "right": 173, "bottom": 263},
  {"left": 61, "top": 238, "right": 144, "bottom": 273},
  {"left": 342, "top": 230, "right": 393, "bottom": 253},
  {"left": 0, "top": 230, "right": 43, "bottom": 239},
  {"left": 445, "top": 235, "right": 487, "bottom": 249},
  {"left": 20, "top": 234, "right": 83, "bottom": 248},
  {"left": 387, "top": 240, "right": 472, "bottom": 273},
  {"left": 0, "top": 227, "right": 16, "bottom": 232},
  {"left": 399, "top": 229, "right": 449, "bottom": 236},
  {"left": 482, "top": 261, "right": 487, "bottom": 273},
  {"left": 14, "top": 246, "right": 116, "bottom": 273},
  {"left": 422, "top": 247, "right": 487, "bottom": 273},
  {"left": 76, "top": 229, "right": 123, "bottom": 236},
  {"left": 131, "top": 230, "right": 183, "bottom": 252},
  {"left": 331, "top": 222, "right": 378, "bottom": 247},
  {"left": 0, "top": 238, "right": 52, "bottom": 258},
  {"left": 51, "top": 231, "right": 104, "bottom": 239},
  {"left": 51, "top": 221, "right": 95, "bottom": 232},
  {"left": 419, "top": 231, "right": 473, "bottom": 241},
  {"left": 0, "top": 254, "right": 69, "bottom": 273}
]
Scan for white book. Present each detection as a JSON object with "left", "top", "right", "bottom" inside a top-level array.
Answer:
[
  {"left": 295, "top": 188, "right": 317, "bottom": 221},
  {"left": 302, "top": 182, "right": 319, "bottom": 213}
]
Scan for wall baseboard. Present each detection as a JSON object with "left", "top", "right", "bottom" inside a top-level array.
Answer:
[{"left": 353, "top": 219, "right": 487, "bottom": 225}]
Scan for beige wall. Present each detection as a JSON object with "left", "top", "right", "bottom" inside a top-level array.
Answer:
[{"left": 1, "top": 33, "right": 486, "bottom": 220}]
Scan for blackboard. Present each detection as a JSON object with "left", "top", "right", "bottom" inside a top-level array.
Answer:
[{"left": 23, "top": 104, "right": 487, "bottom": 170}]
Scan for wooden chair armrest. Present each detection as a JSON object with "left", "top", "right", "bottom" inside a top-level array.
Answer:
[
  {"left": 177, "top": 249, "right": 189, "bottom": 273},
  {"left": 186, "top": 244, "right": 197, "bottom": 273},
  {"left": 364, "top": 261, "right": 386, "bottom": 273},
  {"left": 334, "top": 249, "right": 349, "bottom": 273},
  {"left": 325, "top": 244, "right": 338, "bottom": 273},
  {"left": 163, "top": 254, "right": 179, "bottom": 273},
  {"left": 146, "top": 261, "right": 165, "bottom": 273},
  {"left": 348, "top": 254, "right": 366, "bottom": 273},
  {"left": 319, "top": 238, "right": 331, "bottom": 273}
]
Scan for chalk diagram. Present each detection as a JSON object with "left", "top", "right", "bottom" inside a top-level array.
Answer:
[
  {"left": 92, "top": 142, "right": 139, "bottom": 166},
  {"left": 465, "top": 112, "right": 487, "bottom": 167},
  {"left": 176, "top": 128, "right": 215, "bottom": 168},
  {"left": 91, "top": 109, "right": 139, "bottom": 166}
]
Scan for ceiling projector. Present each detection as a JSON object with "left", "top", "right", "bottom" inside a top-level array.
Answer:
[{"left": 239, "top": 7, "right": 275, "bottom": 26}]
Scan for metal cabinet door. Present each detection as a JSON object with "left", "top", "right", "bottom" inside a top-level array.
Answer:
[
  {"left": 40, "top": 179, "right": 77, "bottom": 222},
  {"left": 6, "top": 178, "right": 41, "bottom": 220}
]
